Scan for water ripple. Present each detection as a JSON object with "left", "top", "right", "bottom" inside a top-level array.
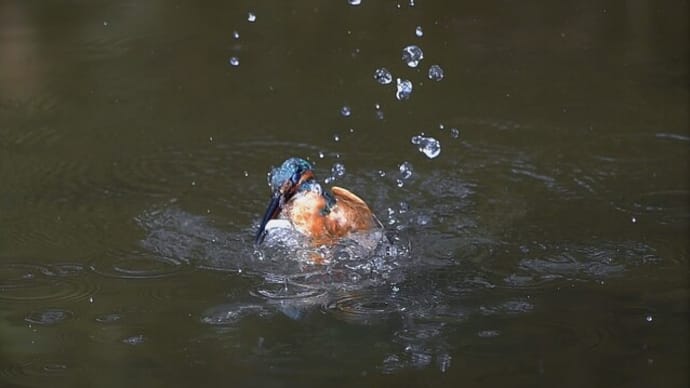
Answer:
[
  {"left": 0, "top": 262, "right": 98, "bottom": 304},
  {"left": 88, "top": 249, "right": 189, "bottom": 279}
]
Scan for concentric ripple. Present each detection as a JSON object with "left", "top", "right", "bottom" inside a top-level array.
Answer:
[
  {"left": 88, "top": 249, "right": 189, "bottom": 279},
  {"left": 0, "top": 262, "right": 98, "bottom": 304},
  {"left": 324, "top": 289, "right": 418, "bottom": 324}
]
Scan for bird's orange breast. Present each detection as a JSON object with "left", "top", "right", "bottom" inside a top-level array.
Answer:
[{"left": 284, "top": 187, "right": 378, "bottom": 244}]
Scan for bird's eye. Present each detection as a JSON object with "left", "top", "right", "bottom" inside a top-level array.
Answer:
[{"left": 290, "top": 172, "right": 300, "bottom": 184}]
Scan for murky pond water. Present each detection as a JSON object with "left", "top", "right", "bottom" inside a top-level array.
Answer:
[{"left": 1, "top": 1, "right": 687, "bottom": 387}]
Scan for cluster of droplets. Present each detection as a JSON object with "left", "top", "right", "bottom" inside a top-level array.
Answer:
[
  {"left": 227, "top": 10, "right": 258, "bottom": 67},
  {"left": 324, "top": 162, "right": 347, "bottom": 184},
  {"left": 372, "top": 29, "right": 445, "bottom": 101}
]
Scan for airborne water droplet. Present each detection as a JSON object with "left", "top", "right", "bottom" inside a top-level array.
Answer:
[
  {"left": 374, "top": 67, "right": 393, "bottom": 85},
  {"left": 402, "top": 45, "right": 424, "bottom": 68},
  {"left": 411, "top": 134, "right": 441, "bottom": 159},
  {"left": 395, "top": 78, "right": 413, "bottom": 101},
  {"left": 428, "top": 64, "right": 444, "bottom": 81}
]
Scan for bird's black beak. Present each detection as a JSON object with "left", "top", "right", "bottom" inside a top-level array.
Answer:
[{"left": 255, "top": 190, "right": 284, "bottom": 244}]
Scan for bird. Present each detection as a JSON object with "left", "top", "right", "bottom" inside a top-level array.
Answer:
[{"left": 255, "top": 157, "right": 381, "bottom": 245}]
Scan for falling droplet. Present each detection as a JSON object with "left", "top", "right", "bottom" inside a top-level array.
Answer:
[
  {"left": 395, "top": 78, "right": 413, "bottom": 101},
  {"left": 411, "top": 134, "right": 441, "bottom": 159},
  {"left": 229, "top": 56, "right": 240, "bottom": 67},
  {"left": 340, "top": 105, "right": 352, "bottom": 117},
  {"left": 415, "top": 26, "right": 423, "bottom": 37},
  {"left": 374, "top": 67, "right": 393, "bottom": 85},
  {"left": 232, "top": 30, "right": 240, "bottom": 39},
  {"left": 428, "top": 64, "right": 445, "bottom": 81},
  {"left": 402, "top": 45, "right": 424, "bottom": 68},
  {"left": 399, "top": 161, "right": 414, "bottom": 179},
  {"left": 348, "top": 0, "right": 362, "bottom": 5},
  {"left": 450, "top": 128, "right": 460, "bottom": 138},
  {"left": 331, "top": 163, "right": 346, "bottom": 178},
  {"left": 247, "top": 12, "right": 257, "bottom": 22}
]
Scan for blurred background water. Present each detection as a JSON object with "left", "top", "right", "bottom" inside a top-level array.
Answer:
[{"left": 0, "top": 1, "right": 687, "bottom": 387}]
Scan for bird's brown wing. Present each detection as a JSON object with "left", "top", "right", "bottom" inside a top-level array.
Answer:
[
  {"left": 331, "top": 186, "right": 368, "bottom": 206},
  {"left": 330, "top": 186, "right": 381, "bottom": 230}
]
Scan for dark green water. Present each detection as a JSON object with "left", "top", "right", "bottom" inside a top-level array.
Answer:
[{"left": 1, "top": 1, "right": 687, "bottom": 387}]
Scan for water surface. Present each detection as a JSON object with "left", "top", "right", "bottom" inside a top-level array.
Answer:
[{"left": 1, "top": 1, "right": 687, "bottom": 387}]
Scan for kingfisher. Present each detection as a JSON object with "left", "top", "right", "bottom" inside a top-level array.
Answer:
[{"left": 255, "top": 157, "right": 381, "bottom": 245}]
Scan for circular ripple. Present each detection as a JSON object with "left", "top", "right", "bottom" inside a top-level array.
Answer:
[
  {"left": 250, "top": 280, "right": 328, "bottom": 300},
  {"left": 0, "top": 262, "right": 98, "bottom": 304},
  {"left": 324, "top": 290, "right": 415, "bottom": 324},
  {"left": 88, "top": 250, "right": 189, "bottom": 279}
]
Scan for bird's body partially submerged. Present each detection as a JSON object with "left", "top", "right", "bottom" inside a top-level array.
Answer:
[{"left": 255, "top": 157, "right": 380, "bottom": 245}]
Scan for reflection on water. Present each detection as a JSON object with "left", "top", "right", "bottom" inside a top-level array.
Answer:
[{"left": 0, "top": 0, "right": 687, "bottom": 386}]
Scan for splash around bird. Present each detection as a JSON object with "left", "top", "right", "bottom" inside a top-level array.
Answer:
[{"left": 255, "top": 157, "right": 382, "bottom": 246}]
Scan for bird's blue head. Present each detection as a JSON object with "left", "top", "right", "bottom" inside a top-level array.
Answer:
[
  {"left": 268, "top": 157, "right": 314, "bottom": 192},
  {"left": 256, "top": 157, "right": 316, "bottom": 244}
]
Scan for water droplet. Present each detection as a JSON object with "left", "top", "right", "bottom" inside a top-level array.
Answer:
[
  {"left": 232, "top": 30, "right": 240, "bottom": 39},
  {"left": 243, "top": 170, "right": 249, "bottom": 177},
  {"left": 439, "top": 123, "right": 445, "bottom": 130},
  {"left": 340, "top": 105, "right": 352, "bottom": 117},
  {"left": 402, "top": 45, "right": 424, "bottom": 68},
  {"left": 209, "top": 136, "right": 213, "bottom": 142},
  {"left": 331, "top": 163, "right": 346, "bottom": 178},
  {"left": 428, "top": 64, "right": 444, "bottom": 81},
  {"left": 349, "top": 128, "right": 355, "bottom": 133},
  {"left": 399, "top": 161, "right": 414, "bottom": 179},
  {"left": 632, "top": 217, "right": 637, "bottom": 223},
  {"left": 395, "top": 78, "right": 413, "bottom": 101},
  {"left": 378, "top": 170, "right": 386, "bottom": 177},
  {"left": 411, "top": 134, "right": 441, "bottom": 159},
  {"left": 374, "top": 67, "right": 393, "bottom": 85},
  {"left": 415, "top": 26, "right": 424, "bottom": 37},
  {"left": 103, "top": 21, "right": 109, "bottom": 27},
  {"left": 398, "top": 201, "right": 410, "bottom": 213},
  {"left": 318, "top": 151, "right": 325, "bottom": 159},
  {"left": 333, "top": 134, "right": 340, "bottom": 142},
  {"left": 646, "top": 315, "right": 653, "bottom": 322},
  {"left": 409, "top": 0, "right": 415, "bottom": 6},
  {"left": 396, "top": 179, "right": 404, "bottom": 188},
  {"left": 229, "top": 56, "right": 240, "bottom": 67},
  {"left": 348, "top": 0, "right": 362, "bottom": 5},
  {"left": 450, "top": 128, "right": 460, "bottom": 138},
  {"left": 247, "top": 12, "right": 257, "bottom": 23}
]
